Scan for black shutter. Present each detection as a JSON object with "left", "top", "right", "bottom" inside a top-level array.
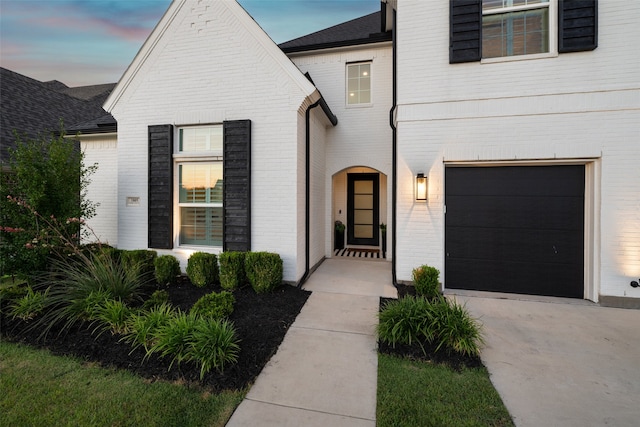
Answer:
[
  {"left": 223, "top": 120, "right": 251, "bottom": 252},
  {"left": 148, "top": 124, "right": 173, "bottom": 249},
  {"left": 559, "top": 0, "right": 598, "bottom": 53},
  {"left": 450, "top": 0, "right": 482, "bottom": 63}
]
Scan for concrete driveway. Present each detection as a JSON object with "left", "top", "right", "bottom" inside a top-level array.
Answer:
[{"left": 453, "top": 292, "right": 640, "bottom": 426}]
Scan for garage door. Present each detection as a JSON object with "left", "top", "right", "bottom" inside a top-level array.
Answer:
[{"left": 445, "top": 165, "right": 584, "bottom": 298}]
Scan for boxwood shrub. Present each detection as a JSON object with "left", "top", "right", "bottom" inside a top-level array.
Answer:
[
  {"left": 186, "top": 252, "right": 218, "bottom": 288},
  {"left": 190, "top": 291, "right": 235, "bottom": 319},
  {"left": 120, "top": 249, "right": 157, "bottom": 282},
  {"left": 154, "top": 255, "right": 181, "bottom": 287},
  {"left": 218, "top": 251, "right": 246, "bottom": 290},
  {"left": 412, "top": 264, "right": 440, "bottom": 299},
  {"left": 245, "top": 252, "right": 283, "bottom": 293}
]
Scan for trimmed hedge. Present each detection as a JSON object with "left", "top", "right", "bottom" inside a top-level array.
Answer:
[
  {"left": 218, "top": 252, "right": 246, "bottom": 291},
  {"left": 154, "top": 255, "right": 181, "bottom": 287},
  {"left": 412, "top": 265, "right": 440, "bottom": 299},
  {"left": 190, "top": 291, "right": 235, "bottom": 319},
  {"left": 245, "top": 252, "right": 283, "bottom": 293},
  {"left": 186, "top": 252, "right": 218, "bottom": 288},
  {"left": 120, "top": 250, "right": 157, "bottom": 282}
]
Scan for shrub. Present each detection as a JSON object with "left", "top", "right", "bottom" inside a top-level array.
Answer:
[
  {"left": 191, "top": 291, "right": 235, "bottom": 319},
  {"left": 122, "top": 303, "right": 175, "bottom": 352},
  {"left": 141, "top": 289, "right": 170, "bottom": 310},
  {"left": 121, "top": 250, "right": 157, "bottom": 283},
  {"left": 245, "top": 252, "right": 283, "bottom": 293},
  {"left": 187, "top": 318, "right": 240, "bottom": 379},
  {"left": 149, "top": 311, "right": 200, "bottom": 369},
  {"left": 218, "top": 252, "right": 246, "bottom": 291},
  {"left": 412, "top": 265, "right": 440, "bottom": 299},
  {"left": 154, "top": 255, "right": 181, "bottom": 287},
  {"left": 9, "top": 287, "right": 48, "bottom": 320},
  {"left": 94, "top": 299, "right": 132, "bottom": 335},
  {"left": 186, "top": 252, "right": 218, "bottom": 288},
  {"left": 378, "top": 296, "right": 484, "bottom": 358}
]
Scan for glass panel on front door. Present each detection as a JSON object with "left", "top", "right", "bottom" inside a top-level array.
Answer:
[{"left": 347, "top": 173, "right": 379, "bottom": 246}]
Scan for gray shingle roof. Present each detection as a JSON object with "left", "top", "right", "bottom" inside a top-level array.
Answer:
[
  {"left": 0, "top": 68, "right": 114, "bottom": 164},
  {"left": 279, "top": 11, "right": 391, "bottom": 54}
]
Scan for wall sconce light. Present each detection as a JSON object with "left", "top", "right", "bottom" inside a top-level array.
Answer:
[
  {"left": 416, "top": 173, "right": 428, "bottom": 201},
  {"left": 631, "top": 280, "right": 639, "bottom": 288}
]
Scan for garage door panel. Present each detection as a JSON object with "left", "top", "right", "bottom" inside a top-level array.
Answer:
[
  {"left": 447, "top": 227, "right": 583, "bottom": 265},
  {"left": 445, "top": 165, "right": 585, "bottom": 299},
  {"left": 446, "top": 195, "right": 584, "bottom": 229},
  {"left": 446, "top": 258, "right": 583, "bottom": 298},
  {"left": 447, "top": 165, "right": 585, "bottom": 197}
]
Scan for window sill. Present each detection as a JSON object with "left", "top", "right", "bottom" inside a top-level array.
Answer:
[
  {"left": 481, "top": 51, "right": 558, "bottom": 64},
  {"left": 345, "top": 103, "right": 374, "bottom": 109}
]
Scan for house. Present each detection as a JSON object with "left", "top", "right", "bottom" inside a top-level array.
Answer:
[{"left": 91, "top": 0, "right": 638, "bottom": 307}]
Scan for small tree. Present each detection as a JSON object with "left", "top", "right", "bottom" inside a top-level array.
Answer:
[{"left": 0, "top": 126, "right": 97, "bottom": 278}]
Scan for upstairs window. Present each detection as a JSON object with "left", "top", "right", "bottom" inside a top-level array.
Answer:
[
  {"left": 347, "top": 62, "right": 371, "bottom": 105},
  {"left": 482, "top": 0, "right": 551, "bottom": 59}
]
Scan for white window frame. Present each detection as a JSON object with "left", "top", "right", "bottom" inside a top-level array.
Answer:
[
  {"left": 173, "top": 124, "right": 223, "bottom": 249},
  {"left": 481, "top": 0, "right": 557, "bottom": 64},
  {"left": 346, "top": 61, "right": 373, "bottom": 107}
]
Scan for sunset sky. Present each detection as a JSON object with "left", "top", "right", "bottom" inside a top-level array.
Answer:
[{"left": 0, "top": 0, "right": 378, "bottom": 86}]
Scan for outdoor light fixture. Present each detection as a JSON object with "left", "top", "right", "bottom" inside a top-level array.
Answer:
[{"left": 416, "top": 173, "right": 428, "bottom": 201}]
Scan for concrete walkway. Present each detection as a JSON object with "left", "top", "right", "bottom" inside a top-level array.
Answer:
[
  {"left": 454, "top": 292, "right": 640, "bottom": 427},
  {"left": 226, "top": 258, "right": 395, "bottom": 426}
]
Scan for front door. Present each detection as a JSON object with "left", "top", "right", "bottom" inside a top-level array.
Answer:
[{"left": 347, "top": 173, "right": 379, "bottom": 246}]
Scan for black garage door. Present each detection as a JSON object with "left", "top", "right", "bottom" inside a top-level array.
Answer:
[{"left": 445, "top": 165, "right": 584, "bottom": 298}]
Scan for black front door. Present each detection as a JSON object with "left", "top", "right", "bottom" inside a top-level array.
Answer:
[{"left": 347, "top": 173, "right": 379, "bottom": 246}]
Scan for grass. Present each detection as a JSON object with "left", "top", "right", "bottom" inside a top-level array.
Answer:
[
  {"left": 377, "top": 353, "right": 514, "bottom": 427},
  {"left": 0, "top": 341, "right": 245, "bottom": 427}
]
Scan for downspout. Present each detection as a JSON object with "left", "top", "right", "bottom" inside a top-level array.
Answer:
[{"left": 389, "top": 7, "right": 399, "bottom": 287}]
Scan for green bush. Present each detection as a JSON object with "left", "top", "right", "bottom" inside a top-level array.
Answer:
[
  {"left": 412, "top": 265, "right": 440, "bottom": 299},
  {"left": 154, "top": 255, "right": 181, "bottom": 287},
  {"left": 94, "top": 299, "right": 132, "bottom": 335},
  {"left": 9, "top": 287, "right": 48, "bottom": 320},
  {"left": 218, "top": 252, "right": 246, "bottom": 290},
  {"left": 191, "top": 291, "right": 235, "bottom": 319},
  {"left": 141, "top": 289, "right": 170, "bottom": 310},
  {"left": 122, "top": 303, "right": 175, "bottom": 352},
  {"left": 149, "top": 311, "right": 199, "bottom": 369},
  {"left": 121, "top": 250, "right": 157, "bottom": 283},
  {"left": 187, "top": 318, "right": 240, "bottom": 379},
  {"left": 186, "top": 252, "right": 218, "bottom": 288},
  {"left": 378, "top": 296, "right": 484, "bottom": 358},
  {"left": 245, "top": 252, "right": 283, "bottom": 293}
]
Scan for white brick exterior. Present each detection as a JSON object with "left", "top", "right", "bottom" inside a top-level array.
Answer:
[
  {"left": 104, "top": 0, "right": 323, "bottom": 282},
  {"left": 395, "top": 0, "right": 640, "bottom": 301},
  {"left": 81, "top": 134, "right": 118, "bottom": 245},
  {"left": 290, "top": 44, "right": 394, "bottom": 258}
]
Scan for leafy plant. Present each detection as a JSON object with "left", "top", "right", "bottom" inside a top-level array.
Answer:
[
  {"left": 154, "top": 255, "right": 181, "bottom": 287},
  {"left": 141, "top": 289, "right": 170, "bottom": 311},
  {"left": 430, "top": 297, "right": 484, "bottom": 357},
  {"left": 122, "top": 303, "right": 175, "bottom": 352},
  {"left": 187, "top": 318, "right": 240, "bottom": 379},
  {"left": 218, "top": 251, "right": 246, "bottom": 291},
  {"left": 245, "top": 252, "right": 283, "bottom": 293},
  {"left": 378, "top": 296, "right": 434, "bottom": 351},
  {"left": 94, "top": 299, "right": 132, "bottom": 335},
  {"left": 186, "top": 252, "right": 218, "bottom": 288},
  {"left": 149, "top": 310, "right": 200, "bottom": 369},
  {"left": 190, "top": 291, "right": 235, "bottom": 319},
  {"left": 121, "top": 250, "right": 157, "bottom": 285},
  {"left": 0, "top": 127, "right": 97, "bottom": 277},
  {"left": 9, "top": 287, "right": 48, "bottom": 320},
  {"left": 412, "top": 265, "right": 440, "bottom": 299}
]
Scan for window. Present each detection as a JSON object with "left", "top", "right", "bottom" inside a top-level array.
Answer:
[
  {"left": 346, "top": 62, "right": 371, "bottom": 105},
  {"left": 176, "top": 125, "right": 223, "bottom": 247},
  {"left": 482, "top": 0, "right": 551, "bottom": 59}
]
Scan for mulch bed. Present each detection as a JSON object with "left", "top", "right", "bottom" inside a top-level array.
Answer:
[
  {"left": 377, "top": 283, "right": 483, "bottom": 370},
  {"left": 1, "top": 277, "right": 310, "bottom": 392}
]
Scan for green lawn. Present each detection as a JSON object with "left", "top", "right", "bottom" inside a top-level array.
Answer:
[
  {"left": 0, "top": 342, "right": 244, "bottom": 427},
  {"left": 377, "top": 353, "right": 514, "bottom": 427}
]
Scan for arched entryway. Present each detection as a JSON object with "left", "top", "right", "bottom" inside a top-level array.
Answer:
[{"left": 332, "top": 166, "right": 389, "bottom": 259}]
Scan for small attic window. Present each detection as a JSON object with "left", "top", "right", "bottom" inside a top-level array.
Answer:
[{"left": 346, "top": 62, "right": 371, "bottom": 105}]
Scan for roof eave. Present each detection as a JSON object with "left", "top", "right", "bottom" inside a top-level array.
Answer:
[{"left": 280, "top": 32, "right": 392, "bottom": 55}]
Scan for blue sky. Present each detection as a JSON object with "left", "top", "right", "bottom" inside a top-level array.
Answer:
[{"left": 0, "top": 0, "right": 378, "bottom": 86}]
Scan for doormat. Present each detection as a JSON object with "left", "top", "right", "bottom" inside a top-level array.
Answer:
[{"left": 334, "top": 248, "right": 385, "bottom": 259}]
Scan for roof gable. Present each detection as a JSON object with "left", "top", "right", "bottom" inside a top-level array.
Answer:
[{"left": 104, "top": 0, "right": 318, "bottom": 113}]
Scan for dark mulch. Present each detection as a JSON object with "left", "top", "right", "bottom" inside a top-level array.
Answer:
[
  {"left": 0, "top": 277, "right": 310, "bottom": 392},
  {"left": 377, "top": 284, "right": 483, "bottom": 371}
]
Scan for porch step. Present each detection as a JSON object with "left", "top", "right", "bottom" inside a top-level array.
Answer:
[{"left": 334, "top": 248, "right": 385, "bottom": 259}]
